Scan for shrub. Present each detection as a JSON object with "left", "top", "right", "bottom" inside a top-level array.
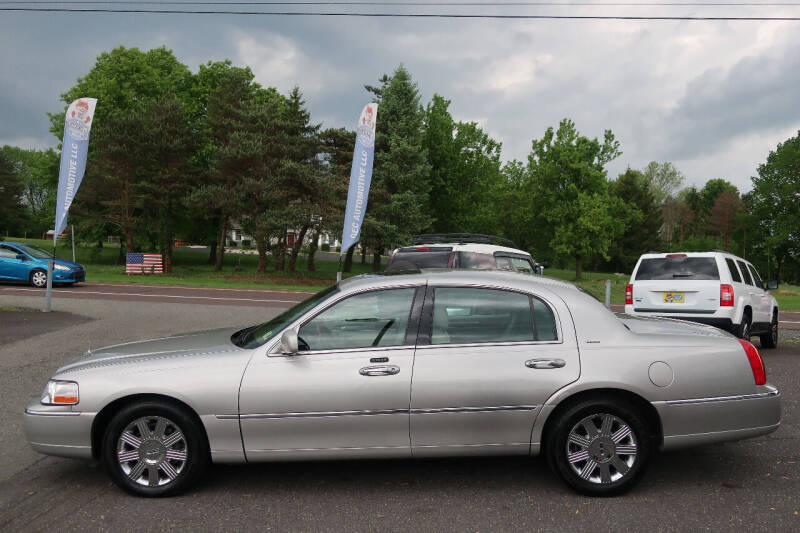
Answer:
[
  {"left": 242, "top": 239, "right": 251, "bottom": 248},
  {"left": 321, "top": 243, "right": 330, "bottom": 252}
]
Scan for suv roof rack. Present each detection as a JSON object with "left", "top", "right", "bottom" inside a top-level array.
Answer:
[{"left": 411, "top": 233, "right": 519, "bottom": 248}]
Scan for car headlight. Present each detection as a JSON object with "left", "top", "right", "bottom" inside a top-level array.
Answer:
[
  {"left": 40, "top": 380, "right": 79, "bottom": 405},
  {"left": 54, "top": 264, "right": 71, "bottom": 271}
]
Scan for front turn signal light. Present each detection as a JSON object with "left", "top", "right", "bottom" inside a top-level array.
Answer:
[{"left": 41, "top": 380, "right": 79, "bottom": 405}]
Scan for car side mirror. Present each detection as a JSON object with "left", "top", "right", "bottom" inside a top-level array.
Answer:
[
  {"left": 280, "top": 329, "right": 299, "bottom": 355},
  {"left": 15, "top": 254, "right": 27, "bottom": 261},
  {"left": 765, "top": 280, "right": 779, "bottom": 290}
]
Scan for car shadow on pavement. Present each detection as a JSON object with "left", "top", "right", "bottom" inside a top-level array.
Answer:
[{"left": 0, "top": 308, "right": 93, "bottom": 345}]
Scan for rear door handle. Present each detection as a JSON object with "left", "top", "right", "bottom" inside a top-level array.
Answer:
[
  {"left": 525, "top": 358, "right": 566, "bottom": 369},
  {"left": 359, "top": 365, "right": 401, "bottom": 376}
]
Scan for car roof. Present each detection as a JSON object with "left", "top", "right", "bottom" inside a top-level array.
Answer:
[
  {"left": 637, "top": 251, "right": 749, "bottom": 262},
  {"left": 339, "top": 269, "right": 577, "bottom": 294},
  {"left": 396, "top": 242, "right": 532, "bottom": 256}
]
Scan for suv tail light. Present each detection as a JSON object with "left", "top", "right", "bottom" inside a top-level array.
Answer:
[
  {"left": 447, "top": 252, "right": 455, "bottom": 268},
  {"left": 738, "top": 339, "right": 766, "bottom": 385},
  {"left": 720, "top": 284, "right": 734, "bottom": 307},
  {"left": 625, "top": 284, "right": 633, "bottom": 305}
]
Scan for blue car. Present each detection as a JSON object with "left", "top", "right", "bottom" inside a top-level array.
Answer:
[{"left": 0, "top": 241, "right": 86, "bottom": 288}]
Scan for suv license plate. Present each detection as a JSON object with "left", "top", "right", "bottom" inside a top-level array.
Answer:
[{"left": 663, "top": 292, "right": 685, "bottom": 303}]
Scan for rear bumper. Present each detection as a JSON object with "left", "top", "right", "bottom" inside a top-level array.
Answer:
[
  {"left": 655, "top": 386, "right": 781, "bottom": 451},
  {"left": 624, "top": 305, "right": 736, "bottom": 333}
]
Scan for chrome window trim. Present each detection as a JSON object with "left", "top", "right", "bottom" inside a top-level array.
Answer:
[
  {"left": 414, "top": 340, "right": 561, "bottom": 350},
  {"left": 217, "top": 404, "right": 539, "bottom": 420},
  {"left": 425, "top": 283, "right": 564, "bottom": 345},
  {"left": 269, "top": 345, "right": 416, "bottom": 358},
  {"left": 664, "top": 390, "right": 779, "bottom": 405}
]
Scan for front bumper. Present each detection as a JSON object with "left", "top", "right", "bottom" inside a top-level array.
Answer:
[
  {"left": 655, "top": 386, "right": 781, "bottom": 451},
  {"left": 24, "top": 402, "right": 94, "bottom": 459}
]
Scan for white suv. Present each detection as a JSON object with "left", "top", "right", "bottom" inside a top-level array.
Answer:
[
  {"left": 385, "top": 234, "right": 543, "bottom": 275},
  {"left": 625, "top": 251, "right": 779, "bottom": 348}
]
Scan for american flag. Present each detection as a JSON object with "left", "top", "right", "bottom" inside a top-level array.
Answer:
[{"left": 126, "top": 253, "right": 163, "bottom": 274}]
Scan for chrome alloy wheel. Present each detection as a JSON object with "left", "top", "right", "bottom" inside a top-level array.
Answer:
[
  {"left": 116, "top": 416, "right": 187, "bottom": 487},
  {"left": 566, "top": 413, "right": 637, "bottom": 484},
  {"left": 31, "top": 270, "right": 47, "bottom": 288}
]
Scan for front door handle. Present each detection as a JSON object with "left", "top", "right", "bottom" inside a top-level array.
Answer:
[
  {"left": 525, "top": 358, "right": 566, "bottom": 369},
  {"left": 359, "top": 365, "right": 401, "bottom": 376}
]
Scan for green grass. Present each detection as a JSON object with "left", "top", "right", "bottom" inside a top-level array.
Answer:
[
  {"left": 7, "top": 237, "right": 800, "bottom": 309},
  {"left": 0, "top": 305, "right": 39, "bottom": 312},
  {"left": 7, "top": 237, "right": 376, "bottom": 291}
]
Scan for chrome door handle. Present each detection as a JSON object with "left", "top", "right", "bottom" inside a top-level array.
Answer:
[
  {"left": 359, "top": 365, "right": 401, "bottom": 376},
  {"left": 525, "top": 358, "right": 566, "bottom": 369}
]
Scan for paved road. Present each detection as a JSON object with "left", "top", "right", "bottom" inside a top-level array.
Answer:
[
  {"left": 0, "top": 293, "right": 798, "bottom": 531},
  {"left": 2, "top": 281, "right": 798, "bottom": 329},
  {"left": 0, "top": 281, "right": 311, "bottom": 308}
]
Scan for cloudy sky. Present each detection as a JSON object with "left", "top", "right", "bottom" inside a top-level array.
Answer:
[{"left": 2, "top": 1, "right": 800, "bottom": 192}]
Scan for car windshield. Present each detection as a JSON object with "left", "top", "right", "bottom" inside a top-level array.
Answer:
[
  {"left": 635, "top": 257, "right": 719, "bottom": 280},
  {"left": 16, "top": 244, "right": 53, "bottom": 259},
  {"left": 232, "top": 285, "right": 339, "bottom": 349}
]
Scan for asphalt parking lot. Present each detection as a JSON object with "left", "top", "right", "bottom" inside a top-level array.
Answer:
[{"left": 1, "top": 293, "right": 798, "bottom": 532}]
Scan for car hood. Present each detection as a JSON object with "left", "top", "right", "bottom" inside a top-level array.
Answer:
[
  {"left": 54, "top": 258, "right": 83, "bottom": 269},
  {"left": 57, "top": 326, "right": 245, "bottom": 373},
  {"left": 615, "top": 313, "right": 734, "bottom": 338}
]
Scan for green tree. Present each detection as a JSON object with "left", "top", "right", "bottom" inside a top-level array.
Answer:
[
  {"left": 319, "top": 127, "right": 355, "bottom": 272},
  {"left": 641, "top": 161, "right": 684, "bottom": 205},
  {"left": 525, "top": 119, "right": 623, "bottom": 278},
  {"left": 750, "top": 131, "right": 800, "bottom": 281},
  {"left": 362, "top": 65, "right": 433, "bottom": 271},
  {"left": 423, "top": 94, "right": 503, "bottom": 234},
  {"left": 190, "top": 62, "right": 266, "bottom": 271},
  {"left": 138, "top": 96, "right": 199, "bottom": 273},
  {"left": 0, "top": 150, "right": 29, "bottom": 236},
  {"left": 606, "top": 168, "right": 662, "bottom": 271},
  {"left": 50, "top": 46, "right": 193, "bottom": 140},
  {"left": 0, "top": 146, "right": 59, "bottom": 235}
]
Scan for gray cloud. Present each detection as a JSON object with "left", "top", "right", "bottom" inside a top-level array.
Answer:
[{"left": 1, "top": 7, "right": 800, "bottom": 193}]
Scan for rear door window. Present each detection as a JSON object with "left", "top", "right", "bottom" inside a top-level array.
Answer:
[
  {"left": 737, "top": 260, "right": 753, "bottom": 285},
  {"left": 747, "top": 264, "right": 763, "bottom": 287},
  {"left": 634, "top": 257, "right": 720, "bottom": 280},
  {"left": 431, "top": 288, "right": 534, "bottom": 344},
  {"left": 725, "top": 258, "right": 742, "bottom": 283}
]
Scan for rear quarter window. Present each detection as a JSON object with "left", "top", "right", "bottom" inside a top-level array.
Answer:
[
  {"left": 737, "top": 260, "right": 753, "bottom": 285},
  {"left": 635, "top": 257, "right": 720, "bottom": 280},
  {"left": 725, "top": 258, "right": 742, "bottom": 283}
]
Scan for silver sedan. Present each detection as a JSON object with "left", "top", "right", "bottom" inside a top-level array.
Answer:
[{"left": 24, "top": 270, "right": 780, "bottom": 496}]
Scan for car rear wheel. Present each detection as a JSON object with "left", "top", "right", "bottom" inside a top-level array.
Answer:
[
  {"left": 102, "top": 401, "right": 208, "bottom": 497},
  {"left": 738, "top": 313, "right": 752, "bottom": 340},
  {"left": 546, "top": 398, "right": 651, "bottom": 495},
  {"left": 760, "top": 313, "right": 778, "bottom": 349},
  {"left": 30, "top": 269, "right": 47, "bottom": 288}
]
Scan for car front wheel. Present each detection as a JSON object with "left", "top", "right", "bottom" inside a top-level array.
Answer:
[
  {"left": 102, "top": 401, "right": 208, "bottom": 497},
  {"left": 30, "top": 269, "right": 47, "bottom": 288},
  {"left": 546, "top": 398, "right": 651, "bottom": 495}
]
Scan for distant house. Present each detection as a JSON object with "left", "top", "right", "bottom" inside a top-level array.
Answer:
[{"left": 226, "top": 223, "right": 339, "bottom": 249}]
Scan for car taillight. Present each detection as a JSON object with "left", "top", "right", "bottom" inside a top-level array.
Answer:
[
  {"left": 447, "top": 252, "right": 455, "bottom": 268},
  {"left": 738, "top": 339, "right": 766, "bottom": 385},
  {"left": 720, "top": 284, "right": 734, "bottom": 307},
  {"left": 625, "top": 284, "right": 633, "bottom": 305}
]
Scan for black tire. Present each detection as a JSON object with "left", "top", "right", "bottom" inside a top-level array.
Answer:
[
  {"left": 760, "top": 312, "right": 778, "bottom": 349},
  {"left": 101, "top": 401, "right": 208, "bottom": 497},
  {"left": 546, "top": 397, "right": 652, "bottom": 496},
  {"left": 738, "top": 313, "right": 752, "bottom": 340},
  {"left": 30, "top": 269, "right": 48, "bottom": 288}
]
